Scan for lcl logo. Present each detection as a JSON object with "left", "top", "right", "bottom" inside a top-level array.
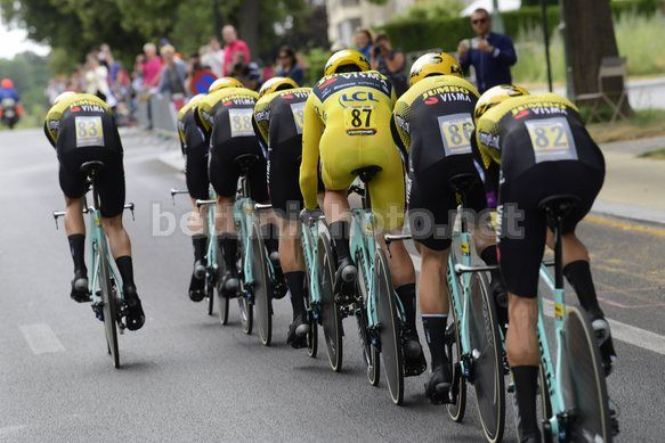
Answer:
[{"left": 340, "top": 91, "right": 379, "bottom": 104}]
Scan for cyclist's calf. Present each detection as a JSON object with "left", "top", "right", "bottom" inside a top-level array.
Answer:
[
  {"left": 506, "top": 295, "right": 539, "bottom": 366},
  {"left": 64, "top": 196, "right": 85, "bottom": 235},
  {"left": 101, "top": 215, "right": 131, "bottom": 258}
]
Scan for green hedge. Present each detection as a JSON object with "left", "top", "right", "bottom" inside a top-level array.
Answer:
[{"left": 381, "top": 0, "right": 665, "bottom": 53}]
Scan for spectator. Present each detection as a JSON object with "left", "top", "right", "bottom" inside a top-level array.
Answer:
[
  {"left": 457, "top": 8, "right": 517, "bottom": 93},
  {"left": 158, "top": 44, "right": 188, "bottom": 96},
  {"left": 222, "top": 25, "right": 251, "bottom": 75},
  {"left": 354, "top": 28, "right": 373, "bottom": 61},
  {"left": 202, "top": 37, "right": 225, "bottom": 77},
  {"left": 370, "top": 33, "right": 408, "bottom": 97},
  {"left": 83, "top": 52, "right": 116, "bottom": 107},
  {"left": 276, "top": 46, "right": 304, "bottom": 85},
  {"left": 231, "top": 62, "right": 262, "bottom": 91},
  {"left": 142, "top": 42, "right": 163, "bottom": 90}
]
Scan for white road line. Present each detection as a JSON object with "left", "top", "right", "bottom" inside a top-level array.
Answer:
[
  {"left": 19, "top": 323, "right": 65, "bottom": 355},
  {"left": 410, "top": 254, "right": 665, "bottom": 356}
]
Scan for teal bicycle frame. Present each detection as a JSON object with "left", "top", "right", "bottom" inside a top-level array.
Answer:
[
  {"left": 300, "top": 213, "right": 324, "bottom": 322},
  {"left": 350, "top": 208, "right": 381, "bottom": 333}
]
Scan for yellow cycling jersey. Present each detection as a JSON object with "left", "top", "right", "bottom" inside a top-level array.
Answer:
[
  {"left": 44, "top": 93, "right": 111, "bottom": 147},
  {"left": 392, "top": 75, "right": 479, "bottom": 156},
  {"left": 300, "top": 71, "right": 397, "bottom": 210},
  {"left": 195, "top": 87, "right": 259, "bottom": 135},
  {"left": 253, "top": 87, "right": 311, "bottom": 148},
  {"left": 475, "top": 93, "right": 579, "bottom": 170}
]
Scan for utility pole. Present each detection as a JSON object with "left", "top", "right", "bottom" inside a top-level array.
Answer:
[{"left": 559, "top": 0, "right": 574, "bottom": 98}]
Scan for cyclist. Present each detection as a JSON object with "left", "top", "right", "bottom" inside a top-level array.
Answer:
[
  {"left": 195, "top": 78, "right": 283, "bottom": 297},
  {"left": 392, "top": 52, "right": 502, "bottom": 403},
  {"left": 473, "top": 85, "right": 616, "bottom": 442},
  {"left": 299, "top": 49, "right": 425, "bottom": 374},
  {"left": 253, "top": 76, "right": 312, "bottom": 348},
  {"left": 176, "top": 92, "right": 209, "bottom": 302},
  {"left": 44, "top": 91, "right": 145, "bottom": 330}
]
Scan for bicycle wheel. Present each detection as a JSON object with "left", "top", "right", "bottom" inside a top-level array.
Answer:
[
  {"left": 468, "top": 272, "right": 505, "bottom": 442},
  {"left": 216, "top": 247, "right": 230, "bottom": 326},
  {"left": 251, "top": 220, "right": 272, "bottom": 346},
  {"left": 446, "top": 311, "right": 467, "bottom": 421},
  {"left": 559, "top": 306, "right": 612, "bottom": 442},
  {"left": 539, "top": 365, "right": 553, "bottom": 442},
  {"left": 303, "top": 274, "right": 318, "bottom": 358},
  {"left": 375, "top": 248, "right": 403, "bottom": 405},
  {"left": 98, "top": 242, "right": 120, "bottom": 368},
  {"left": 318, "top": 227, "right": 343, "bottom": 372},
  {"left": 238, "top": 295, "right": 253, "bottom": 335},
  {"left": 356, "top": 252, "right": 380, "bottom": 386}
]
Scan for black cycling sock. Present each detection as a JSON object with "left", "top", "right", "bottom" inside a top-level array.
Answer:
[
  {"left": 512, "top": 366, "right": 540, "bottom": 438},
  {"left": 261, "top": 223, "right": 279, "bottom": 255},
  {"left": 285, "top": 271, "right": 306, "bottom": 319},
  {"left": 192, "top": 235, "right": 208, "bottom": 263},
  {"left": 329, "top": 220, "right": 351, "bottom": 264},
  {"left": 68, "top": 234, "right": 87, "bottom": 275},
  {"left": 218, "top": 234, "right": 238, "bottom": 274},
  {"left": 115, "top": 256, "right": 135, "bottom": 290},
  {"left": 422, "top": 314, "right": 448, "bottom": 369},
  {"left": 480, "top": 244, "right": 498, "bottom": 266},
  {"left": 563, "top": 260, "right": 603, "bottom": 317},
  {"left": 395, "top": 283, "right": 417, "bottom": 330}
]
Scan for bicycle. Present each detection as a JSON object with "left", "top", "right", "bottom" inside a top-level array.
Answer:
[
  {"left": 170, "top": 187, "right": 231, "bottom": 325},
  {"left": 436, "top": 173, "right": 505, "bottom": 443},
  {"left": 317, "top": 166, "right": 405, "bottom": 405},
  {"left": 529, "top": 195, "right": 615, "bottom": 442},
  {"left": 298, "top": 209, "right": 325, "bottom": 358},
  {"left": 53, "top": 160, "right": 135, "bottom": 369},
  {"left": 229, "top": 153, "right": 276, "bottom": 346}
]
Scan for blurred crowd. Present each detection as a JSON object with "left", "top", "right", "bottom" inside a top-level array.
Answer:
[{"left": 44, "top": 10, "right": 511, "bottom": 125}]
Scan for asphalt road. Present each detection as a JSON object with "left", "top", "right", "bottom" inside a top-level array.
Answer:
[{"left": 1, "top": 129, "right": 664, "bottom": 442}]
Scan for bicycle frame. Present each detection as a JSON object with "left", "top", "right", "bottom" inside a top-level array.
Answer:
[
  {"left": 537, "top": 263, "right": 568, "bottom": 438},
  {"left": 301, "top": 214, "right": 323, "bottom": 321},
  {"left": 350, "top": 208, "right": 379, "bottom": 330}
]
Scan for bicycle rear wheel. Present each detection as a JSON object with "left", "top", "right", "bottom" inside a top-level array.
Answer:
[
  {"left": 303, "top": 274, "right": 318, "bottom": 358},
  {"left": 251, "top": 220, "right": 272, "bottom": 346},
  {"left": 216, "top": 246, "right": 230, "bottom": 325},
  {"left": 375, "top": 248, "right": 403, "bottom": 405},
  {"left": 318, "top": 227, "right": 343, "bottom": 372},
  {"left": 468, "top": 272, "right": 505, "bottom": 442},
  {"left": 446, "top": 312, "right": 467, "bottom": 421},
  {"left": 98, "top": 242, "right": 120, "bottom": 368},
  {"left": 356, "top": 251, "right": 380, "bottom": 386},
  {"left": 560, "top": 306, "right": 612, "bottom": 442}
]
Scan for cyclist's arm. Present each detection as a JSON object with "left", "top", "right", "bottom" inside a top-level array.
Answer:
[
  {"left": 43, "top": 108, "right": 59, "bottom": 148},
  {"left": 472, "top": 124, "right": 500, "bottom": 208},
  {"left": 391, "top": 99, "right": 411, "bottom": 166},
  {"left": 299, "top": 95, "right": 323, "bottom": 210},
  {"left": 194, "top": 100, "right": 213, "bottom": 137},
  {"left": 252, "top": 98, "right": 271, "bottom": 154}
]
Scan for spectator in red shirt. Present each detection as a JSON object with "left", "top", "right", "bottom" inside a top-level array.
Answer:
[
  {"left": 141, "top": 43, "right": 163, "bottom": 90},
  {"left": 222, "top": 25, "right": 251, "bottom": 75}
]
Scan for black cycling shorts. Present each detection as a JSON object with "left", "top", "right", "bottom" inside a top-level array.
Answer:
[
  {"left": 56, "top": 112, "right": 125, "bottom": 217},
  {"left": 209, "top": 136, "right": 269, "bottom": 203},
  {"left": 184, "top": 122, "right": 210, "bottom": 200},
  {"left": 408, "top": 156, "right": 486, "bottom": 251},
  {"left": 268, "top": 137, "right": 304, "bottom": 220},
  {"left": 498, "top": 161, "right": 604, "bottom": 298}
]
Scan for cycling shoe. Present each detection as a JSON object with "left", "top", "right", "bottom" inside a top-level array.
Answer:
[
  {"left": 591, "top": 315, "right": 617, "bottom": 376},
  {"left": 188, "top": 272, "right": 206, "bottom": 302},
  {"left": 70, "top": 270, "right": 90, "bottom": 303},
  {"left": 287, "top": 315, "right": 310, "bottom": 349},
  {"left": 403, "top": 327, "right": 427, "bottom": 376},
  {"left": 193, "top": 259, "right": 207, "bottom": 280},
  {"left": 123, "top": 286, "right": 145, "bottom": 331},
  {"left": 221, "top": 272, "right": 240, "bottom": 298},
  {"left": 333, "top": 257, "right": 357, "bottom": 295},
  {"left": 425, "top": 364, "right": 452, "bottom": 404}
]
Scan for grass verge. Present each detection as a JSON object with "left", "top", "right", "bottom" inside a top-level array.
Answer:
[
  {"left": 638, "top": 148, "right": 665, "bottom": 159},
  {"left": 588, "top": 109, "right": 665, "bottom": 143}
]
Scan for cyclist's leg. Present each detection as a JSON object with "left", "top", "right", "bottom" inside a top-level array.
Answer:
[{"left": 499, "top": 175, "right": 545, "bottom": 441}]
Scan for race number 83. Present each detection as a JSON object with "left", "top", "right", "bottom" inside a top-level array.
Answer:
[{"left": 74, "top": 116, "right": 105, "bottom": 148}]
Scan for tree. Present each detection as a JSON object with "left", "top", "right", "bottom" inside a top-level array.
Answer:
[{"left": 561, "top": 0, "right": 632, "bottom": 114}]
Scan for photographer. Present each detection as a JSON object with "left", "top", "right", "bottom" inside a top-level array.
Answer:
[{"left": 370, "top": 33, "right": 408, "bottom": 97}]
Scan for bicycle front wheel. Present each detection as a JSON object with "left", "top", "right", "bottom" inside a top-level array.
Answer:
[
  {"left": 318, "top": 227, "right": 343, "bottom": 372},
  {"left": 560, "top": 306, "right": 612, "bottom": 442},
  {"left": 251, "top": 220, "right": 272, "bottom": 346},
  {"left": 468, "top": 272, "right": 505, "bottom": 442},
  {"left": 98, "top": 242, "right": 120, "bottom": 368},
  {"left": 375, "top": 248, "right": 403, "bottom": 405}
]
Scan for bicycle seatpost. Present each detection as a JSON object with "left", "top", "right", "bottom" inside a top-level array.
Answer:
[{"left": 553, "top": 213, "right": 564, "bottom": 291}]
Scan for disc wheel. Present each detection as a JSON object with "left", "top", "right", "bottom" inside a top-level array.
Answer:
[
  {"left": 356, "top": 251, "right": 380, "bottom": 386},
  {"left": 98, "top": 241, "right": 120, "bottom": 369},
  {"left": 446, "top": 313, "right": 467, "bottom": 421},
  {"left": 468, "top": 272, "right": 505, "bottom": 442},
  {"left": 560, "top": 306, "right": 612, "bottom": 442},
  {"left": 251, "top": 220, "right": 272, "bottom": 346},
  {"left": 318, "top": 227, "right": 343, "bottom": 372},
  {"left": 375, "top": 248, "right": 403, "bottom": 405}
]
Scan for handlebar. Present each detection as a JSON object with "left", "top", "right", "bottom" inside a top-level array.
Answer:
[
  {"left": 196, "top": 199, "right": 216, "bottom": 208},
  {"left": 255, "top": 203, "right": 273, "bottom": 211},
  {"left": 169, "top": 188, "right": 189, "bottom": 205},
  {"left": 384, "top": 233, "right": 412, "bottom": 247}
]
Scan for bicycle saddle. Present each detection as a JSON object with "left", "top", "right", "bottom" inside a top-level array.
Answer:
[
  {"left": 448, "top": 173, "right": 479, "bottom": 195},
  {"left": 352, "top": 166, "right": 382, "bottom": 184},
  {"left": 234, "top": 154, "right": 260, "bottom": 174},
  {"left": 80, "top": 160, "right": 105, "bottom": 177},
  {"left": 538, "top": 194, "right": 582, "bottom": 218}
]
